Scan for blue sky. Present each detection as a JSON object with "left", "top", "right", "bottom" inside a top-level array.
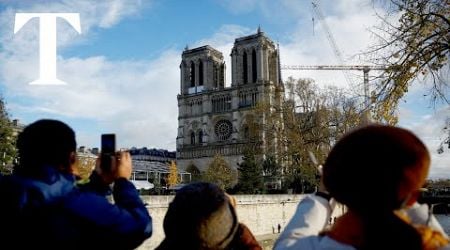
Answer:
[{"left": 0, "top": 0, "right": 448, "bottom": 178}]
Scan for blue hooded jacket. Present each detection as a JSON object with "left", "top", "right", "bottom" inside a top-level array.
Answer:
[{"left": 0, "top": 166, "right": 152, "bottom": 250}]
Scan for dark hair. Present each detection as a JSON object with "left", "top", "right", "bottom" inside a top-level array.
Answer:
[
  {"left": 16, "top": 119, "right": 76, "bottom": 174},
  {"left": 158, "top": 182, "right": 238, "bottom": 250},
  {"left": 323, "top": 125, "right": 429, "bottom": 250}
]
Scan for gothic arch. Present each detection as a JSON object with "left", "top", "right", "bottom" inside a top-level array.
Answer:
[
  {"left": 242, "top": 125, "right": 250, "bottom": 139},
  {"left": 240, "top": 114, "right": 256, "bottom": 139},
  {"left": 198, "top": 130, "right": 203, "bottom": 144},
  {"left": 240, "top": 114, "right": 256, "bottom": 126},
  {"left": 190, "top": 131, "right": 196, "bottom": 145},
  {"left": 252, "top": 48, "right": 257, "bottom": 83},
  {"left": 190, "top": 120, "right": 200, "bottom": 130},
  {"left": 243, "top": 51, "right": 248, "bottom": 84},
  {"left": 190, "top": 61, "right": 195, "bottom": 87},
  {"left": 198, "top": 60, "right": 204, "bottom": 86}
]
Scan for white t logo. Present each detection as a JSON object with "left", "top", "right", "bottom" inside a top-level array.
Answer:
[{"left": 14, "top": 13, "right": 81, "bottom": 85}]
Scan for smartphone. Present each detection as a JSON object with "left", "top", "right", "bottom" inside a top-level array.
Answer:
[{"left": 101, "top": 134, "right": 116, "bottom": 171}]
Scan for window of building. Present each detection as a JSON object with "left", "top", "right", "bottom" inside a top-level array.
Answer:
[
  {"left": 190, "top": 131, "right": 195, "bottom": 145},
  {"left": 198, "top": 60, "right": 203, "bottom": 86},
  {"left": 215, "top": 120, "right": 233, "bottom": 141},
  {"left": 252, "top": 49, "right": 257, "bottom": 83},
  {"left": 243, "top": 51, "right": 248, "bottom": 84},
  {"left": 213, "top": 63, "right": 218, "bottom": 88},
  {"left": 244, "top": 126, "right": 249, "bottom": 139},
  {"left": 220, "top": 63, "right": 225, "bottom": 87},
  {"left": 190, "top": 61, "right": 195, "bottom": 87},
  {"left": 238, "top": 89, "right": 258, "bottom": 108},
  {"left": 212, "top": 94, "right": 232, "bottom": 113},
  {"left": 198, "top": 130, "right": 203, "bottom": 144}
]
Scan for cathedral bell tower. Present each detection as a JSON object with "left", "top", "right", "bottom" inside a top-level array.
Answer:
[
  {"left": 180, "top": 45, "right": 226, "bottom": 95},
  {"left": 230, "top": 27, "right": 280, "bottom": 87}
]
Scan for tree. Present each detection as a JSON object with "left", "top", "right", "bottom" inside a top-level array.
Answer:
[
  {"left": 167, "top": 161, "right": 179, "bottom": 187},
  {"left": 277, "top": 77, "right": 363, "bottom": 192},
  {"left": 261, "top": 155, "right": 283, "bottom": 191},
  {"left": 0, "top": 97, "right": 16, "bottom": 175},
  {"left": 368, "top": 0, "right": 450, "bottom": 124},
  {"left": 236, "top": 151, "right": 264, "bottom": 194},
  {"left": 240, "top": 77, "right": 363, "bottom": 193},
  {"left": 186, "top": 162, "right": 202, "bottom": 182},
  {"left": 75, "top": 155, "right": 96, "bottom": 181},
  {"left": 262, "top": 155, "right": 281, "bottom": 180},
  {"left": 203, "top": 154, "right": 236, "bottom": 190},
  {"left": 426, "top": 178, "right": 450, "bottom": 190}
]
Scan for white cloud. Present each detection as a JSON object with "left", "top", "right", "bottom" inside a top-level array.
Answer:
[
  {"left": 278, "top": 0, "right": 386, "bottom": 104},
  {"left": 402, "top": 106, "right": 450, "bottom": 179},
  {"left": 1, "top": 50, "right": 180, "bottom": 149},
  {"left": 0, "top": 0, "right": 173, "bottom": 149}
]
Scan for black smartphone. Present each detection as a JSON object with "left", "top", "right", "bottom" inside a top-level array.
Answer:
[{"left": 101, "top": 134, "right": 116, "bottom": 171}]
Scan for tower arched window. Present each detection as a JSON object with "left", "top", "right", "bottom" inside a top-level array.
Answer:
[
  {"left": 198, "top": 130, "right": 203, "bottom": 144},
  {"left": 213, "top": 63, "right": 218, "bottom": 88},
  {"left": 252, "top": 49, "right": 257, "bottom": 83},
  {"left": 190, "top": 131, "right": 195, "bottom": 145},
  {"left": 198, "top": 61, "right": 203, "bottom": 86},
  {"left": 243, "top": 51, "right": 248, "bottom": 84},
  {"left": 244, "top": 126, "right": 250, "bottom": 139},
  {"left": 190, "top": 62, "right": 195, "bottom": 87}
]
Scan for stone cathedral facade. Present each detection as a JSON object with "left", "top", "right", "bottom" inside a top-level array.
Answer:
[{"left": 176, "top": 29, "right": 285, "bottom": 172}]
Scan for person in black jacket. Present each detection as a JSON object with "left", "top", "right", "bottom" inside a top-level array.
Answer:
[{"left": 0, "top": 119, "right": 152, "bottom": 250}]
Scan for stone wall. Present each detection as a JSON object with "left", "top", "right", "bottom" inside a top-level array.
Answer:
[{"left": 137, "top": 194, "right": 305, "bottom": 249}]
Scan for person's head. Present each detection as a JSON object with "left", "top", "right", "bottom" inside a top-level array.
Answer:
[
  {"left": 323, "top": 125, "right": 430, "bottom": 213},
  {"left": 16, "top": 119, "right": 77, "bottom": 175},
  {"left": 159, "top": 182, "right": 239, "bottom": 250}
]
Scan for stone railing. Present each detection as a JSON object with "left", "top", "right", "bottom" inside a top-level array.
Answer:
[{"left": 178, "top": 142, "right": 248, "bottom": 158}]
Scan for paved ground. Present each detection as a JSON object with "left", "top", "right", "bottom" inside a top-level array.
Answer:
[{"left": 256, "top": 233, "right": 280, "bottom": 250}]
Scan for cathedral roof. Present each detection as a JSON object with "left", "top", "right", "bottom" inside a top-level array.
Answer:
[
  {"left": 234, "top": 29, "right": 275, "bottom": 47},
  {"left": 182, "top": 45, "right": 223, "bottom": 58}
]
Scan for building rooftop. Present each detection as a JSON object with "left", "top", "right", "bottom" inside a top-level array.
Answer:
[
  {"left": 234, "top": 28, "right": 274, "bottom": 46},
  {"left": 129, "top": 147, "right": 176, "bottom": 159},
  {"left": 182, "top": 45, "right": 223, "bottom": 57},
  {"left": 132, "top": 160, "right": 190, "bottom": 174}
]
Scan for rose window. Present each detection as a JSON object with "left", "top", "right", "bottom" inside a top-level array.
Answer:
[{"left": 214, "top": 120, "right": 233, "bottom": 141}]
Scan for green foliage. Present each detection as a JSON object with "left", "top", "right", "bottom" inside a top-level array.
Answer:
[
  {"left": 369, "top": 0, "right": 450, "bottom": 124},
  {"left": 282, "top": 173, "right": 317, "bottom": 194},
  {"left": 262, "top": 155, "right": 281, "bottom": 178},
  {"left": 203, "top": 154, "right": 236, "bottom": 190},
  {"left": 236, "top": 151, "right": 264, "bottom": 194},
  {"left": 0, "top": 97, "right": 16, "bottom": 175}
]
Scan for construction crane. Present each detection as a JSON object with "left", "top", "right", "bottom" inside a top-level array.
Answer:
[
  {"left": 311, "top": 0, "right": 354, "bottom": 88},
  {"left": 281, "top": 65, "right": 387, "bottom": 108}
]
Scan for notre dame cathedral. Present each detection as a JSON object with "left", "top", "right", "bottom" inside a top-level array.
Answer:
[{"left": 176, "top": 28, "right": 285, "bottom": 172}]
